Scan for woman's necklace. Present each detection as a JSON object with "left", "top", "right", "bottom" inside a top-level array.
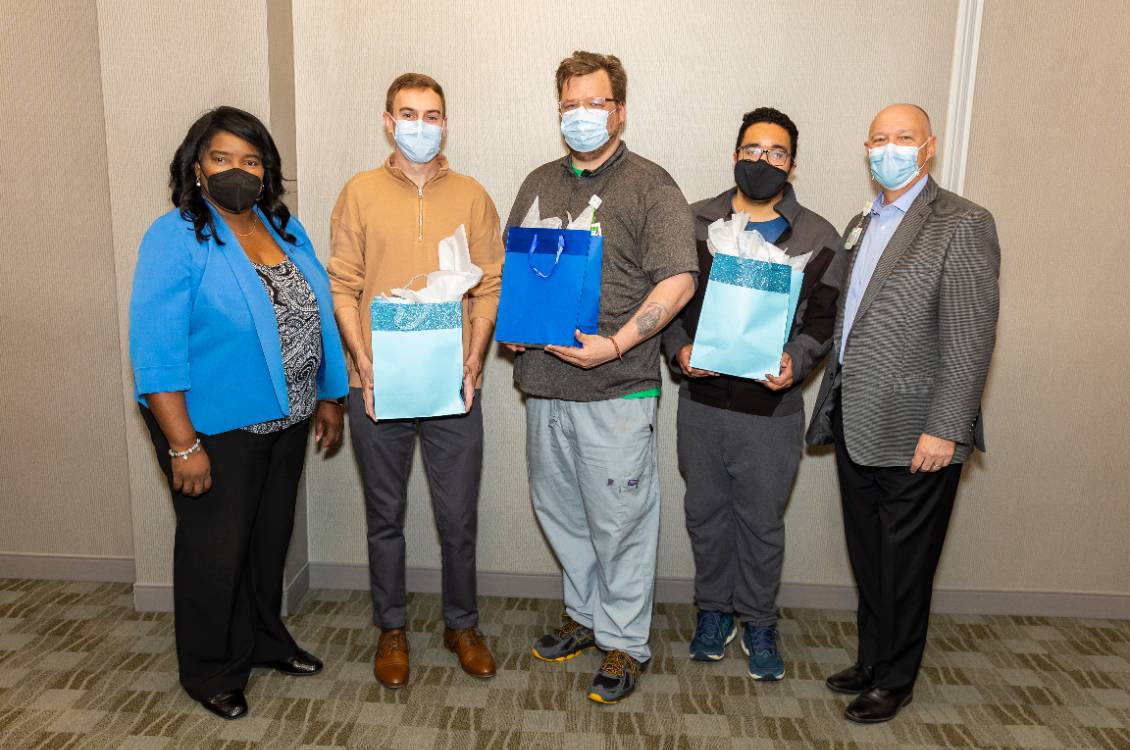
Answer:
[{"left": 233, "top": 214, "right": 257, "bottom": 238}]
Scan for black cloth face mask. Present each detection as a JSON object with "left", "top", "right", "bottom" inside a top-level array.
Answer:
[
  {"left": 734, "top": 159, "right": 789, "bottom": 201},
  {"left": 202, "top": 168, "right": 262, "bottom": 213}
]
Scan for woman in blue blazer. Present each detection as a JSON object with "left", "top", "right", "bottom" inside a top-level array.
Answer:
[{"left": 129, "top": 106, "right": 348, "bottom": 720}]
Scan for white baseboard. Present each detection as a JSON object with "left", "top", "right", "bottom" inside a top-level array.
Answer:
[
  {"left": 4, "top": 554, "right": 1125, "bottom": 620},
  {"left": 282, "top": 562, "right": 310, "bottom": 614},
  {"left": 928, "top": 588, "right": 1130, "bottom": 619},
  {"left": 132, "top": 582, "right": 173, "bottom": 613},
  {"left": 306, "top": 564, "right": 854, "bottom": 608},
  {"left": 0, "top": 553, "right": 134, "bottom": 583},
  {"left": 308, "top": 563, "right": 560, "bottom": 598},
  {"left": 133, "top": 562, "right": 312, "bottom": 614},
  {"left": 309, "top": 563, "right": 1130, "bottom": 620}
]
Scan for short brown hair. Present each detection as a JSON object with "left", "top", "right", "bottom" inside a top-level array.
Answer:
[
  {"left": 555, "top": 51, "right": 627, "bottom": 103},
  {"left": 385, "top": 73, "right": 445, "bottom": 114}
]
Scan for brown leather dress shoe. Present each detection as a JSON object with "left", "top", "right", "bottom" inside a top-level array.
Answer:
[
  {"left": 444, "top": 627, "right": 496, "bottom": 679},
  {"left": 373, "top": 628, "right": 410, "bottom": 689}
]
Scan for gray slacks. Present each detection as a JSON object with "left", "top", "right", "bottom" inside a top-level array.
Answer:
[
  {"left": 676, "top": 394, "right": 804, "bottom": 626},
  {"left": 348, "top": 387, "right": 483, "bottom": 630}
]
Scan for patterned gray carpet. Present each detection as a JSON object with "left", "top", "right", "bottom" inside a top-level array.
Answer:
[{"left": 0, "top": 578, "right": 1128, "bottom": 748}]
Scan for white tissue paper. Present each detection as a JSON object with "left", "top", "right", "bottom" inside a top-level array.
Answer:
[
  {"left": 520, "top": 197, "right": 563, "bottom": 229},
  {"left": 567, "top": 196, "right": 601, "bottom": 231},
  {"left": 520, "top": 195, "right": 602, "bottom": 231},
  {"left": 385, "top": 224, "right": 483, "bottom": 304},
  {"left": 706, "top": 213, "right": 811, "bottom": 272}
]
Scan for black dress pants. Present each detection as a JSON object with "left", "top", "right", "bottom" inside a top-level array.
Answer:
[
  {"left": 832, "top": 396, "right": 962, "bottom": 690},
  {"left": 142, "top": 408, "right": 309, "bottom": 700}
]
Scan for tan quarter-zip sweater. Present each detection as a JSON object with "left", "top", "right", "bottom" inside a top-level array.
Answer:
[{"left": 328, "top": 154, "right": 504, "bottom": 388}]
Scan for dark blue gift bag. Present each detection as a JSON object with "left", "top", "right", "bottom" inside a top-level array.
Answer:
[{"left": 495, "top": 226, "right": 603, "bottom": 347}]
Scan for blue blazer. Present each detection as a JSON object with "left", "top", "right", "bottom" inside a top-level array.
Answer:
[{"left": 129, "top": 204, "right": 349, "bottom": 435}]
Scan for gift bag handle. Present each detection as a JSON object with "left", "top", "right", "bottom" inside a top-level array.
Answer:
[{"left": 527, "top": 234, "right": 566, "bottom": 279}]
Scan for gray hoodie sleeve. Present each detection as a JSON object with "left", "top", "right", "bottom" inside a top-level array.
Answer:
[{"left": 782, "top": 224, "right": 849, "bottom": 383}]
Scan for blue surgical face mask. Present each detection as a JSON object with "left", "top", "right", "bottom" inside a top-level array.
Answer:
[
  {"left": 868, "top": 141, "right": 928, "bottom": 190},
  {"left": 560, "top": 107, "right": 611, "bottom": 154},
  {"left": 394, "top": 119, "right": 443, "bottom": 164}
]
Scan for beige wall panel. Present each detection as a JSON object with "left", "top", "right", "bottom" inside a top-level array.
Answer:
[
  {"left": 6, "top": 0, "right": 1123, "bottom": 603},
  {"left": 294, "top": 0, "right": 959, "bottom": 585},
  {"left": 957, "top": 0, "right": 1130, "bottom": 594},
  {"left": 96, "top": 0, "right": 272, "bottom": 587},
  {"left": 0, "top": 0, "right": 132, "bottom": 558}
]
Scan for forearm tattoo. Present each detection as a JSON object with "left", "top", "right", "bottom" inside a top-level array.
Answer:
[{"left": 635, "top": 302, "right": 668, "bottom": 338}]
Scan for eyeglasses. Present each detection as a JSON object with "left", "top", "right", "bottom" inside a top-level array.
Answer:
[
  {"left": 737, "top": 144, "right": 791, "bottom": 167},
  {"left": 558, "top": 97, "right": 618, "bottom": 114}
]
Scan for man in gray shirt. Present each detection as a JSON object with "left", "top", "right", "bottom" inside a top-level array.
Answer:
[
  {"left": 504, "top": 50, "right": 696, "bottom": 704},
  {"left": 662, "top": 108, "right": 846, "bottom": 680}
]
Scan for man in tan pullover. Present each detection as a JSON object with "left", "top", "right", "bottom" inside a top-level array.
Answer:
[{"left": 327, "top": 73, "right": 503, "bottom": 690}]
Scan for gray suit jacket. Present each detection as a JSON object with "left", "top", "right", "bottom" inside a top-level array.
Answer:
[{"left": 805, "top": 177, "right": 1000, "bottom": 466}]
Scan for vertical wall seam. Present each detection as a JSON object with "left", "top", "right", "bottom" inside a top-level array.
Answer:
[
  {"left": 265, "top": 0, "right": 309, "bottom": 584},
  {"left": 940, "top": 0, "right": 984, "bottom": 195},
  {"left": 91, "top": 0, "right": 138, "bottom": 563}
]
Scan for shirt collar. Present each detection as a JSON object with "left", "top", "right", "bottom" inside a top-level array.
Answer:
[
  {"left": 559, "top": 141, "right": 628, "bottom": 178},
  {"left": 695, "top": 182, "right": 801, "bottom": 229},
  {"left": 769, "top": 182, "right": 801, "bottom": 226},
  {"left": 871, "top": 172, "right": 929, "bottom": 215},
  {"left": 385, "top": 153, "right": 450, "bottom": 187}
]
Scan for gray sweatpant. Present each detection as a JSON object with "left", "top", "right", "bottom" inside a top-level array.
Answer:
[
  {"left": 348, "top": 387, "right": 483, "bottom": 630},
  {"left": 527, "top": 396, "right": 660, "bottom": 662},
  {"left": 676, "top": 393, "right": 804, "bottom": 626}
]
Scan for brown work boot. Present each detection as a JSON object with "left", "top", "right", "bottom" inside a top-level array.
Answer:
[
  {"left": 373, "top": 628, "right": 410, "bottom": 689},
  {"left": 443, "top": 627, "right": 496, "bottom": 679}
]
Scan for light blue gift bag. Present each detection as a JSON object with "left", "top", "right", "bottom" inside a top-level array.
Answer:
[
  {"left": 370, "top": 298, "right": 464, "bottom": 419},
  {"left": 690, "top": 254, "right": 804, "bottom": 380}
]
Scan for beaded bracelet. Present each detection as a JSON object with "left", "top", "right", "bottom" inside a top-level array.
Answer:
[{"left": 168, "top": 438, "right": 202, "bottom": 461}]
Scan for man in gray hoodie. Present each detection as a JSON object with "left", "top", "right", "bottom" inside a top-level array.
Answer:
[{"left": 663, "top": 107, "right": 847, "bottom": 680}]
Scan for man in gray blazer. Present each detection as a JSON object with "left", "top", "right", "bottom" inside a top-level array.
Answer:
[{"left": 806, "top": 103, "right": 1000, "bottom": 723}]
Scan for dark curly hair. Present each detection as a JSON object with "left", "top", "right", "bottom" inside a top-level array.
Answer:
[
  {"left": 169, "top": 106, "right": 295, "bottom": 245},
  {"left": 734, "top": 107, "right": 799, "bottom": 161}
]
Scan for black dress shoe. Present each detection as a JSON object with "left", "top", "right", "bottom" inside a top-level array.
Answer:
[
  {"left": 825, "top": 663, "right": 875, "bottom": 694},
  {"left": 255, "top": 649, "right": 323, "bottom": 676},
  {"left": 200, "top": 690, "right": 247, "bottom": 720},
  {"left": 844, "top": 686, "right": 914, "bottom": 724}
]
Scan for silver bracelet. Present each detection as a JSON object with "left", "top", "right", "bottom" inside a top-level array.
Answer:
[{"left": 168, "top": 438, "right": 202, "bottom": 461}]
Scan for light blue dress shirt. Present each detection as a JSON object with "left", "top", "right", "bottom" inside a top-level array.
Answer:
[{"left": 838, "top": 176, "right": 929, "bottom": 363}]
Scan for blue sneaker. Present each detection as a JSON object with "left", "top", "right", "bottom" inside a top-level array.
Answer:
[
  {"left": 689, "top": 610, "right": 737, "bottom": 661},
  {"left": 741, "top": 624, "right": 785, "bottom": 680}
]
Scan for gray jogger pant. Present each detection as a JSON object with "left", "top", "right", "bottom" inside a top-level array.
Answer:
[
  {"left": 348, "top": 387, "right": 483, "bottom": 630},
  {"left": 526, "top": 396, "right": 660, "bottom": 662},
  {"left": 676, "top": 394, "right": 804, "bottom": 626}
]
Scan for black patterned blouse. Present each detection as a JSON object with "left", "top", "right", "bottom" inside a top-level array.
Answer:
[{"left": 242, "top": 259, "right": 323, "bottom": 434}]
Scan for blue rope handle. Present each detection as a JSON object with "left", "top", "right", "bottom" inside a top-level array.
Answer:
[{"left": 527, "top": 234, "right": 566, "bottom": 278}]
